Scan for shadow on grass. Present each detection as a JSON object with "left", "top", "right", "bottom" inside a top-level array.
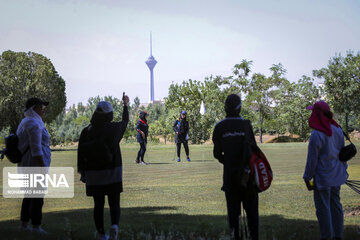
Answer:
[
  {"left": 0, "top": 206, "right": 359, "bottom": 240},
  {"left": 50, "top": 148, "right": 77, "bottom": 152},
  {"left": 190, "top": 159, "right": 215, "bottom": 162},
  {"left": 147, "top": 163, "right": 172, "bottom": 165}
]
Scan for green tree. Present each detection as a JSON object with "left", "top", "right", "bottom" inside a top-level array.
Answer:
[
  {"left": 265, "top": 64, "right": 290, "bottom": 136},
  {"left": 244, "top": 73, "right": 270, "bottom": 143},
  {"left": 277, "top": 76, "right": 321, "bottom": 140},
  {"left": 229, "top": 59, "right": 253, "bottom": 96},
  {"left": 0, "top": 50, "right": 66, "bottom": 132},
  {"left": 166, "top": 76, "right": 227, "bottom": 143},
  {"left": 166, "top": 79, "right": 202, "bottom": 143},
  {"left": 313, "top": 50, "right": 360, "bottom": 133},
  {"left": 150, "top": 113, "right": 173, "bottom": 144},
  {"left": 130, "top": 96, "right": 141, "bottom": 121},
  {"left": 242, "top": 63, "right": 288, "bottom": 143}
]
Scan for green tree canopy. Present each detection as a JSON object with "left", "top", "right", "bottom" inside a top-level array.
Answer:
[
  {"left": 166, "top": 76, "right": 227, "bottom": 143},
  {"left": 0, "top": 50, "right": 66, "bottom": 132},
  {"left": 275, "top": 76, "right": 321, "bottom": 140},
  {"left": 313, "top": 50, "right": 360, "bottom": 133}
]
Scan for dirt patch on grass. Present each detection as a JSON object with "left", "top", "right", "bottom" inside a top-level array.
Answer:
[
  {"left": 344, "top": 206, "right": 360, "bottom": 216},
  {"left": 263, "top": 134, "right": 303, "bottom": 143},
  {"left": 350, "top": 131, "right": 360, "bottom": 141}
]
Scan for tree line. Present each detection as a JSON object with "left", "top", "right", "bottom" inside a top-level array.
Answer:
[{"left": 1, "top": 50, "right": 359, "bottom": 145}]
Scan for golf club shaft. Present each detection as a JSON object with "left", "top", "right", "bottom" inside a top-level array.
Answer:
[{"left": 346, "top": 183, "right": 360, "bottom": 194}]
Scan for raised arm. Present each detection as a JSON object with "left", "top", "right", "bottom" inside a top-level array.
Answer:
[{"left": 116, "top": 93, "right": 129, "bottom": 141}]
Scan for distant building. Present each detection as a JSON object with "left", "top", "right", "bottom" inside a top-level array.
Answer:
[{"left": 139, "top": 99, "right": 165, "bottom": 108}]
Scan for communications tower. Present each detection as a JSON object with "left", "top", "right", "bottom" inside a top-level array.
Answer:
[{"left": 145, "top": 32, "right": 157, "bottom": 103}]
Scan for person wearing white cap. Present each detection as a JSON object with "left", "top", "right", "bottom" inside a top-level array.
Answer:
[{"left": 78, "top": 93, "right": 129, "bottom": 240}]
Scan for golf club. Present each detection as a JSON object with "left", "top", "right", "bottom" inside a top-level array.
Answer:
[{"left": 345, "top": 180, "right": 360, "bottom": 194}]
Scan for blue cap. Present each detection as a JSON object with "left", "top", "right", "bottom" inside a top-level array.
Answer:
[
  {"left": 181, "top": 110, "right": 187, "bottom": 115},
  {"left": 96, "top": 101, "right": 113, "bottom": 114}
]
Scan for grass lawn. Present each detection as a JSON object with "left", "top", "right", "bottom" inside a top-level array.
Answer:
[{"left": 0, "top": 143, "right": 359, "bottom": 239}]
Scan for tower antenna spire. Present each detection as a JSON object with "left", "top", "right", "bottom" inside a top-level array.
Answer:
[
  {"left": 150, "top": 31, "right": 152, "bottom": 56},
  {"left": 145, "top": 32, "right": 157, "bottom": 103}
]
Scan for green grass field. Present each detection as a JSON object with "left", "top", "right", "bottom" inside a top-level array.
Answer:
[{"left": 0, "top": 143, "right": 359, "bottom": 240}]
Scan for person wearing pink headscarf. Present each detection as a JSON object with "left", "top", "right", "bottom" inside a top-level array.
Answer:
[{"left": 303, "top": 101, "right": 348, "bottom": 240}]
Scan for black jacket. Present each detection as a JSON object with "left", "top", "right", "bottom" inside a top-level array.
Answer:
[
  {"left": 136, "top": 119, "right": 148, "bottom": 143},
  {"left": 77, "top": 106, "right": 129, "bottom": 196},
  {"left": 78, "top": 106, "right": 129, "bottom": 171},
  {"left": 212, "top": 116, "right": 256, "bottom": 192},
  {"left": 173, "top": 118, "right": 189, "bottom": 143}
]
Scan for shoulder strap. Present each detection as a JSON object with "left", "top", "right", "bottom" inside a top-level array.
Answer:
[
  {"left": 342, "top": 130, "right": 352, "bottom": 143},
  {"left": 339, "top": 125, "right": 352, "bottom": 143}
]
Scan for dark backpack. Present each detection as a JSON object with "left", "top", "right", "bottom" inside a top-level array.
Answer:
[{"left": 0, "top": 134, "right": 29, "bottom": 163}]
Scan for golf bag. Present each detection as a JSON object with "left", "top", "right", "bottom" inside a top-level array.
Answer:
[{"left": 249, "top": 146, "right": 273, "bottom": 192}]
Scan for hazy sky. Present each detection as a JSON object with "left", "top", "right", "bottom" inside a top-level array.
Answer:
[{"left": 1, "top": 0, "right": 359, "bottom": 106}]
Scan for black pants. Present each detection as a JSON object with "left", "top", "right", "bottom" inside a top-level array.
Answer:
[
  {"left": 225, "top": 189, "right": 259, "bottom": 240},
  {"left": 20, "top": 198, "right": 44, "bottom": 226},
  {"left": 136, "top": 142, "right": 146, "bottom": 161},
  {"left": 176, "top": 141, "right": 189, "bottom": 158},
  {"left": 93, "top": 193, "right": 121, "bottom": 234}
]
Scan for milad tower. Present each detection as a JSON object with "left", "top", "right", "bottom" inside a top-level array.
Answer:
[{"left": 145, "top": 32, "right": 157, "bottom": 103}]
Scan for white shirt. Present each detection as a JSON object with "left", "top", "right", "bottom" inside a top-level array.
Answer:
[{"left": 16, "top": 108, "right": 51, "bottom": 167}]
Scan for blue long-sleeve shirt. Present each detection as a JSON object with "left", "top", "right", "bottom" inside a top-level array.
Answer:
[
  {"left": 303, "top": 125, "right": 348, "bottom": 190},
  {"left": 17, "top": 108, "right": 51, "bottom": 167}
]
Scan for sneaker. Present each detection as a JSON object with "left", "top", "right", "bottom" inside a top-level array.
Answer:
[
  {"left": 135, "top": 159, "right": 140, "bottom": 164},
  {"left": 108, "top": 224, "right": 118, "bottom": 240},
  {"left": 18, "top": 224, "right": 31, "bottom": 232},
  {"left": 140, "top": 161, "right": 148, "bottom": 165},
  {"left": 187, "top": 157, "right": 191, "bottom": 162},
  {"left": 32, "top": 227, "right": 48, "bottom": 235},
  {"left": 177, "top": 158, "right": 181, "bottom": 162},
  {"left": 95, "top": 231, "right": 109, "bottom": 240}
]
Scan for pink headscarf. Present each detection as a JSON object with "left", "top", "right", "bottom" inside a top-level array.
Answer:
[{"left": 307, "top": 101, "right": 339, "bottom": 136}]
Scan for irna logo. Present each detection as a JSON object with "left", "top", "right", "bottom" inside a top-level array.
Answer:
[
  {"left": 4, "top": 167, "right": 74, "bottom": 198},
  {"left": 8, "top": 172, "right": 69, "bottom": 188}
]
